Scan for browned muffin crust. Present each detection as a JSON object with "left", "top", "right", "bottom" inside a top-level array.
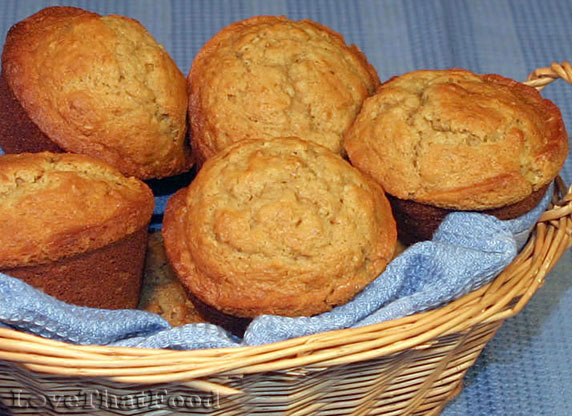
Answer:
[
  {"left": 0, "top": 152, "right": 154, "bottom": 268},
  {"left": 1, "top": 6, "right": 191, "bottom": 179},
  {"left": 0, "top": 73, "right": 64, "bottom": 154},
  {"left": 184, "top": 282, "right": 251, "bottom": 337},
  {"left": 3, "top": 227, "right": 148, "bottom": 309},
  {"left": 163, "top": 137, "right": 396, "bottom": 319},
  {"left": 189, "top": 16, "right": 380, "bottom": 162},
  {"left": 345, "top": 69, "right": 568, "bottom": 211},
  {"left": 390, "top": 183, "right": 550, "bottom": 245}
]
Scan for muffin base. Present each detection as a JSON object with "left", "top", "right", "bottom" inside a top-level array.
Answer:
[
  {"left": 163, "top": 188, "right": 251, "bottom": 336},
  {"left": 185, "top": 288, "right": 251, "bottom": 337},
  {"left": 389, "top": 184, "right": 550, "bottom": 245},
  {"left": 0, "top": 71, "right": 64, "bottom": 154},
  {"left": 1, "top": 227, "right": 149, "bottom": 310}
]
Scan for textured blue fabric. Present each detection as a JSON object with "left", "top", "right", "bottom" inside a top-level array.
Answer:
[
  {"left": 0, "top": 274, "right": 170, "bottom": 344},
  {"left": 0, "top": 187, "right": 552, "bottom": 351},
  {"left": 0, "top": 1, "right": 570, "bottom": 415},
  {"left": 244, "top": 205, "right": 551, "bottom": 345}
]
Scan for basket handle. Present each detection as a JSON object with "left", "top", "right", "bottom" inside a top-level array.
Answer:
[
  {"left": 501, "top": 60, "right": 572, "bottom": 312},
  {"left": 524, "top": 61, "right": 572, "bottom": 91},
  {"left": 522, "top": 61, "right": 572, "bottom": 223}
]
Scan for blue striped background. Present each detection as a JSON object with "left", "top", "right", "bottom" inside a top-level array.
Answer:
[{"left": 0, "top": 1, "right": 571, "bottom": 415}]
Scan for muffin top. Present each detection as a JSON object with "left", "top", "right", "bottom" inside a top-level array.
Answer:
[
  {"left": 344, "top": 69, "right": 568, "bottom": 210},
  {"left": 189, "top": 16, "right": 379, "bottom": 161},
  {"left": 0, "top": 152, "right": 154, "bottom": 268},
  {"left": 2, "top": 6, "right": 191, "bottom": 179},
  {"left": 163, "top": 137, "right": 396, "bottom": 318}
]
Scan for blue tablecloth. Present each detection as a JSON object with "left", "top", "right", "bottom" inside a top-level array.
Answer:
[{"left": 0, "top": 1, "right": 571, "bottom": 415}]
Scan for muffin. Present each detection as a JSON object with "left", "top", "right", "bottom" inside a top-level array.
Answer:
[
  {"left": 139, "top": 231, "right": 205, "bottom": 326},
  {"left": 344, "top": 69, "right": 568, "bottom": 244},
  {"left": 0, "top": 152, "right": 154, "bottom": 309},
  {"left": 189, "top": 16, "right": 380, "bottom": 163},
  {"left": 0, "top": 6, "right": 191, "bottom": 180},
  {"left": 163, "top": 137, "right": 397, "bottom": 333}
]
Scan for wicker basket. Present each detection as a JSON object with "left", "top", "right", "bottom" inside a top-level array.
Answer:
[{"left": 0, "top": 64, "right": 571, "bottom": 416}]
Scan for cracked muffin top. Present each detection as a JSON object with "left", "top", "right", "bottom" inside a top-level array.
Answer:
[
  {"left": 2, "top": 6, "right": 191, "bottom": 179},
  {"left": 188, "top": 16, "right": 379, "bottom": 162},
  {"left": 162, "top": 137, "right": 396, "bottom": 318},
  {"left": 0, "top": 152, "right": 154, "bottom": 268},
  {"left": 344, "top": 69, "right": 568, "bottom": 210}
]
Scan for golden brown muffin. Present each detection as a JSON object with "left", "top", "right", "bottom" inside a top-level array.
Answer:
[
  {"left": 189, "top": 16, "right": 380, "bottom": 163},
  {"left": 0, "top": 6, "right": 191, "bottom": 179},
  {"left": 345, "top": 69, "right": 568, "bottom": 242},
  {"left": 0, "top": 152, "right": 154, "bottom": 309},
  {"left": 139, "top": 232, "right": 205, "bottom": 326},
  {"left": 163, "top": 137, "right": 397, "bottom": 324}
]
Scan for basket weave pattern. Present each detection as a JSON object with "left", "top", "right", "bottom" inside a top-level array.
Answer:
[{"left": 0, "top": 64, "right": 571, "bottom": 416}]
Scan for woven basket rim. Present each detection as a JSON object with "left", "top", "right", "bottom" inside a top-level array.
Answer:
[{"left": 0, "top": 63, "right": 571, "bottom": 389}]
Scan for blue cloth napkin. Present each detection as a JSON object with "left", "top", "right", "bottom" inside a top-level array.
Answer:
[{"left": 0, "top": 184, "right": 553, "bottom": 349}]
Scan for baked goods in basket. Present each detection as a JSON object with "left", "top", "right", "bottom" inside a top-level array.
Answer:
[
  {"left": 344, "top": 69, "right": 568, "bottom": 243},
  {"left": 0, "top": 152, "right": 154, "bottom": 309},
  {"left": 0, "top": 6, "right": 191, "bottom": 179},
  {"left": 139, "top": 232, "right": 205, "bottom": 326},
  {"left": 163, "top": 137, "right": 397, "bottom": 332},
  {"left": 188, "top": 16, "right": 380, "bottom": 163}
]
